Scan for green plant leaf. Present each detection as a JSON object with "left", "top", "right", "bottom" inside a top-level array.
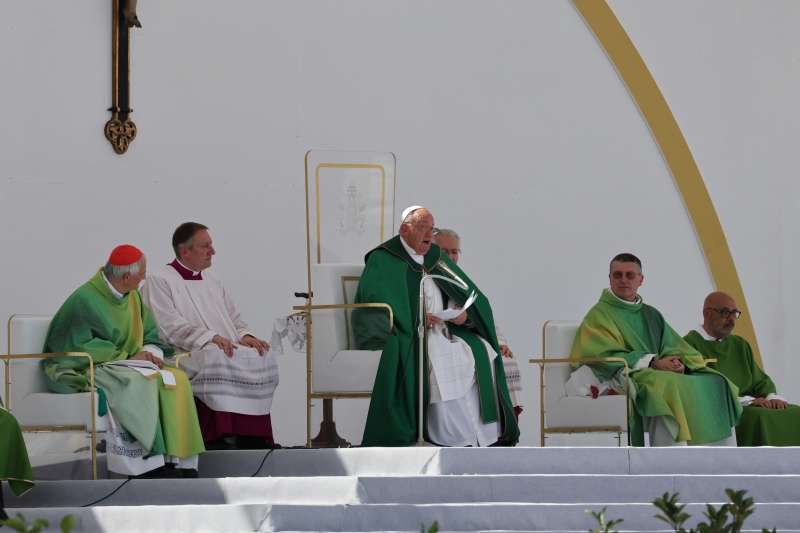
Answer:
[
  {"left": 60, "top": 514, "right": 77, "bottom": 533},
  {"left": 653, "top": 492, "right": 690, "bottom": 530},
  {"left": 0, "top": 514, "right": 29, "bottom": 533}
]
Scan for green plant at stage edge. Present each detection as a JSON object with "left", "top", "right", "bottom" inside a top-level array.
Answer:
[
  {"left": 420, "top": 521, "right": 439, "bottom": 533},
  {"left": 0, "top": 513, "right": 75, "bottom": 533},
  {"left": 588, "top": 507, "right": 624, "bottom": 533},
  {"left": 588, "top": 489, "right": 776, "bottom": 533}
]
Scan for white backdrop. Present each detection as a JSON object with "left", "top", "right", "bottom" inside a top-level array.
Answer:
[{"left": 1, "top": 0, "right": 797, "bottom": 446}]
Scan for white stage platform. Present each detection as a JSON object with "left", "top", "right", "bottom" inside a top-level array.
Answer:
[{"left": 5, "top": 447, "right": 800, "bottom": 532}]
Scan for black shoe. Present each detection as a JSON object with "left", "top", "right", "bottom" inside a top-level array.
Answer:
[
  {"left": 235, "top": 435, "right": 271, "bottom": 450},
  {"left": 205, "top": 436, "right": 236, "bottom": 450},
  {"left": 179, "top": 468, "right": 199, "bottom": 478},
  {"left": 0, "top": 481, "right": 7, "bottom": 520},
  {"left": 131, "top": 464, "right": 183, "bottom": 479}
]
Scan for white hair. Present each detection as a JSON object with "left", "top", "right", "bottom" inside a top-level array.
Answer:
[
  {"left": 435, "top": 228, "right": 460, "bottom": 241},
  {"left": 103, "top": 256, "right": 145, "bottom": 280}
]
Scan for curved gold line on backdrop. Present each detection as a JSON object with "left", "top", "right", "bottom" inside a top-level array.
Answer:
[{"left": 572, "top": 0, "right": 762, "bottom": 366}]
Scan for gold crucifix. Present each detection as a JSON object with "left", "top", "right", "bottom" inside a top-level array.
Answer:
[{"left": 105, "top": 0, "right": 141, "bottom": 154}]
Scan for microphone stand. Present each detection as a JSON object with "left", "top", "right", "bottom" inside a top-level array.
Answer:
[{"left": 416, "top": 273, "right": 469, "bottom": 446}]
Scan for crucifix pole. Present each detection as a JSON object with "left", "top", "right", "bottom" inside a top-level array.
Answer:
[{"left": 105, "top": 0, "right": 138, "bottom": 154}]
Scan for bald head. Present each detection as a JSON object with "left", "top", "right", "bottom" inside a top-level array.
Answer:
[{"left": 702, "top": 291, "right": 741, "bottom": 339}]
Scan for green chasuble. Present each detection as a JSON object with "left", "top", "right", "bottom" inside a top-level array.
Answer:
[
  {"left": 353, "top": 236, "right": 519, "bottom": 447},
  {"left": 571, "top": 289, "right": 741, "bottom": 446},
  {"left": 0, "top": 401, "right": 34, "bottom": 497},
  {"left": 684, "top": 331, "right": 800, "bottom": 446},
  {"left": 42, "top": 270, "right": 204, "bottom": 459}
]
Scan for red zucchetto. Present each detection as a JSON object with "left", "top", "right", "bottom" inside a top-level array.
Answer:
[{"left": 108, "top": 244, "right": 143, "bottom": 266}]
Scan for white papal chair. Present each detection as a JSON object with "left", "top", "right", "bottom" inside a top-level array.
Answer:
[
  {"left": 294, "top": 263, "right": 392, "bottom": 447},
  {"left": 2, "top": 314, "right": 105, "bottom": 479},
  {"left": 529, "top": 320, "right": 630, "bottom": 447}
]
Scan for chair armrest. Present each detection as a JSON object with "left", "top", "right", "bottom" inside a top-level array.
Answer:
[
  {"left": 528, "top": 357, "right": 632, "bottom": 394},
  {"left": 528, "top": 356, "right": 630, "bottom": 372},
  {"left": 292, "top": 302, "right": 393, "bottom": 331},
  {"left": 172, "top": 351, "right": 191, "bottom": 369}
]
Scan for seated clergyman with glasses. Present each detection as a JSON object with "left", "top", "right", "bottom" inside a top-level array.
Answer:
[
  {"left": 568, "top": 253, "right": 741, "bottom": 446},
  {"left": 684, "top": 291, "right": 800, "bottom": 446}
]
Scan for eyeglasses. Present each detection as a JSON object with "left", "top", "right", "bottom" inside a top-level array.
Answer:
[
  {"left": 705, "top": 307, "right": 742, "bottom": 319},
  {"left": 407, "top": 223, "right": 436, "bottom": 234}
]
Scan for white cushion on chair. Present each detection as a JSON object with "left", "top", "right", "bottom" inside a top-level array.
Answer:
[
  {"left": 310, "top": 264, "right": 383, "bottom": 395},
  {"left": 546, "top": 395, "right": 628, "bottom": 428},
  {"left": 543, "top": 320, "right": 579, "bottom": 359},
  {"left": 14, "top": 392, "right": 109, "bottom": 430},
  {"left": 8, "top": 314, "right": 106, "bottom": 430},
  {"left": 8, "top": 315, "right": 53, "bottom": 409},
  {"left": 542, "top": 321, "right": 579, "bottom": 410},
  {"left": 542, "top": 320, "right": 627, "bottom": 432}
]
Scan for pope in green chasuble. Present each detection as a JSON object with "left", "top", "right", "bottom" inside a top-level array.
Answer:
[{"left": 353, "top": 234, "right": 519, "bottom": 447}]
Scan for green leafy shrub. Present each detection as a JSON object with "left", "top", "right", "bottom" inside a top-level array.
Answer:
[
  {"left": 420, "top": 522, "right": 439, "bottom": 533},
  {"left": 589, "top": 489, "right": 776, "bottom": 533},
  {"left": 0, "top": 513, "right": 75, "bottom": 533}
]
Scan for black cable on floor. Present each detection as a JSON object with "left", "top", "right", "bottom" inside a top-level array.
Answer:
[
  {"left": 82, "top": 478, "right": 132, "bottom": 507},
  {"left": 251, "top": 448, "right": 275, "bottom": 477}
]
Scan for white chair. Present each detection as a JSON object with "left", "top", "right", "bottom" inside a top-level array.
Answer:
[
  {"left": 2, "top": 314, "right": 105, "bottom": 479},
  {"left": 529, "top": 320, "right": 630, "bottom": 447},
  {"left": 294, "top": 263, "right": 392, "bottom": 447}
]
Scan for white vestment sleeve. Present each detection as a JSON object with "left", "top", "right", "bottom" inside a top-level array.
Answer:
[
  {"left": 739, "top": 393, "right": 786, "bottom": 407},
  {"left": 633, "top": 354, "right": 656, "bottom": 371},
  {"left": 222, "top": 285, "right": 253, "bottom": 341},
  {"left": 739, "top": 395, "right": 755, "bottom": 406},
  {"left": 495, "top": 325, "right": 508, "bottom": 347},
  {"left": 141, "top": 344, "right": 164, "bottom": 360},
  {"left": 142, "top": 275, "right": 216, "bottom": 351}
]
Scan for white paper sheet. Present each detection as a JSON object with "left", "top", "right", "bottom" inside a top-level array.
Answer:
[
  {"left": 431, "top": 290, "right": 478, "bottom": 320},
  {"left": 107, "top": 359, "right": 176, "bottom": 386}
]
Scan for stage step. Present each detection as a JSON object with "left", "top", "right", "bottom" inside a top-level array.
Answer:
[
  {"left": 8, "top": 447, "right": 800, "bottom": 532},
  {"left": 6, "top": 502, "right": 800, "bottom": 532},
  {"left": 201, "top": 446, "right": 800, "bottom": 477},
  {"left": 9, "top": 474, "right": 800, "bottom": 508},
  {"left": 30, "top": 446, "right": 800, "bottom": 480}
]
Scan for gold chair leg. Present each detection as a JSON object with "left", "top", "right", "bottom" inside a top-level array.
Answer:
[{"left": 90, "top": 429, "right": 97, "bottom": 480}]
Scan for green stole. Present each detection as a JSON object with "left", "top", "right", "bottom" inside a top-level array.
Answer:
[
  {"left": 354, "top": 235, "right": 519, "bottom": 446},
  {"left": 0, "top": 402, "right": 34, "bottom": 497}
]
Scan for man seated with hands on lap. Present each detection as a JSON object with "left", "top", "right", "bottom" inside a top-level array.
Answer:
[
  {"left": 43, "top": 244, "right": 204, "bottom": 478},
  {"left": 143, "top": 222, "right": 280, "bottom": 450},
  {"left": 684, "top": 291, "right": 800, "bottom": 446},
  {"left": 568, "top": 253, "right": 741, "bottom": 447}
]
